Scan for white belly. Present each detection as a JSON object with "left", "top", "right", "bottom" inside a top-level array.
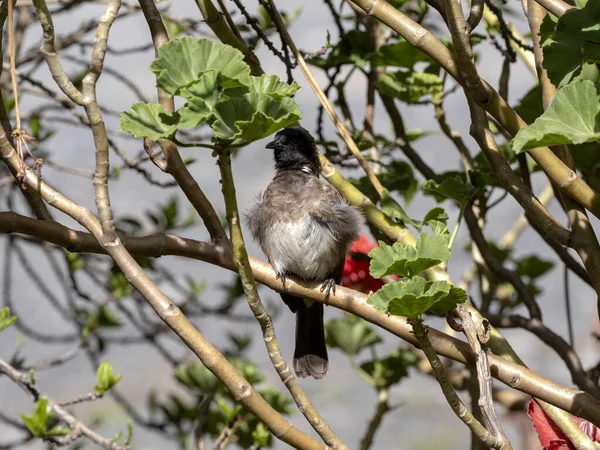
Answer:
[{"left": 263, "top": 215, "right": 342, "bottom": 280}]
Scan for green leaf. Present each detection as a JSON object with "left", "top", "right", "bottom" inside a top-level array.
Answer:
[
  {"left": 252, "top": 423, "right": 271, "bottom": 447},
  {"left": 515, "top": 84, "right": 544, "bottom": 125},
  {"left": 325, "top": 314, "right": 382, "bottom": 355},
  {"left": 149, "top": 37, "right": 251, "bottom": 96},
  {"left": 20, "top": 397, "right": 51, "bottom": 437},
  {"left": 360, "top": 348, "right": 418, "bottom": 388},
  {"left": 369, "top": 232, "right": 451, "bottom": 278},
  {"left": 422, "top": 175, "right": 477, "bottom": 205},
  {"left": 258, "top": 387, "right": 295, "bottom": 415},
  {"left": 351, "top": 160, "right": 417, "bottom": 203},
  {"left": 95, "top": 361, "right": 122, "bottom": 394},
  {"left": 163, "top": 16, "right": 184, "bottom": 38},
  {"left": 248, "top": 74, "right": 300, "bottom": 100},
  {"left": 216, "top": 397, "right": 242, "bottom": 421},
  {"left": 369, "top": 40, "right": 433, "bottom": 68},
  {"left": 173, "top": 361, "right": 220, "bottom": 393},
  {"left": 423, "top": 207, "right": 450, "bottom": 236},
  {"left": 227, "top": 357, "right": 264, "bottom": 385},
  {"left": 423, "top": 207, "right": 448, "bottom": 226},
  {"left": 45, "top": 426, "right": 71, "bottom": 437},
  {"left": 309, "top": 30, "right": 374, "bottom": 70},
  {"left": 512, "top": 81, "right": 600, "bottom": 153},
  {"left": 211, "top": 93, "right": 302, "bottom": 145},
  {"left": 119, "top": 103, "right": 179, "bottom": 140},
  {"left": 367, "top": 277, "right": 466, "bottom": 318},
  {"left": 176, "top": 71, "right": 222, "bottom": 128},
  {"left": 0, "top": 307, "right": 17, "bottom": 331},
  {"left": 541, "top": 1, "right": 600, "bottom": 87},
  {"left": 377, "top": 71, "right": 443, "bottom": 103},
  {"left": 381, "top": 189, "right": 421, "bottom": 228},
  {"left": 515, "top": 256, "right": 554, "bottom": 279}
]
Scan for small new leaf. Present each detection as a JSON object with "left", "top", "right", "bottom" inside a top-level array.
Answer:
[
  {"left": 0, "top": 307, "right": 17, "bottom": 331},
  {"left": 369, "top": 232, "right": 451, "bottom": 279},
  {"left": 512, "top": 81, "right": 600, "bottom": 153},
  {"left": 95, "top": 361, "right": 122, "bottom": 394},
  {"left": 325, "top": 314, "right": 382, "bottom": 355},
  {"left": 367, "top": 277, "right": 467, "bottom": 318},
  {"left": 20, "top": 397, "right": 52, "bottom": 437}
]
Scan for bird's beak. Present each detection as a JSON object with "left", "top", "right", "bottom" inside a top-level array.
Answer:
[{"left": 265, "top": 140, "right": 278, "bottom": 149}]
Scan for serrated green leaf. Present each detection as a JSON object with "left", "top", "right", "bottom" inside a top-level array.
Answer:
[
  {"left": 95, "top": 361, "right": 122, "bottom": 394},
  {"left": 422, "top": 175, "right": 477, "bottom": 205},
  {"left": 377, "top": 71, "right": 443, "bottom": 103},
  {"left": 150, "top": 37, "right": 251, "bottom": 96},
  {"left": 423, "top": 207, "right": 448, "bottom": 225},
  {"left": 369, "top": 232, "right": 451, "bottom": 278},
  {"left": 175, "top": 71, "right": 222, "bottom": 128},
  {"left": 325, "top": 314, "right": 382, "bottom": 355},
  {"left": 512, "top": 81, "right": 600, "bottom": 153},
  {"left": 367, "top": 277, "right": 466, "bottom": 318},
  {"left": 120, "top": 103, "right": 179, "bottom": 140},
  {"left": 541, "top": 1, "right": 600, "bottom": 87},
  {"left": 211, "top": 93, "right": 302, "bottom": 145},
  {"left": 248, "top": 74, "right": 300, "bottom": 100}
]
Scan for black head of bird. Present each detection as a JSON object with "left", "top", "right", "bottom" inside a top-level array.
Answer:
[{"left": 266, "top": 126, "right": 320, "bottom": 175}]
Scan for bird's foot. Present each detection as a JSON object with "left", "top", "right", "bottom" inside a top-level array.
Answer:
[
  {"left": 320, "top": 278, "right": 336, "bottom": 303},
  {"left": 276, "top": 272, "right": 288, "bottom": 290}
]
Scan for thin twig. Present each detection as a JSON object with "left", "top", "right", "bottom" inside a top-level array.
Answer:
[{"left": 267, "top": 0, "right": 384, "bottom": 198}]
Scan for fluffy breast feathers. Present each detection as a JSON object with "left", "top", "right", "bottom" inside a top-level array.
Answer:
[{"left": 246, "top": 172, "right": 363, "bottom": 281}]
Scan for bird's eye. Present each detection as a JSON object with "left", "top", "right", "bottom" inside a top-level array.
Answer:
[{"left": 278, "top": 134, "right": 288, "bottom": 145}]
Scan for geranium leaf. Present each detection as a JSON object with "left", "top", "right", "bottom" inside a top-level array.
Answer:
[
  {"left": 119, "top": 103, "right": 180, "bottom": 140},
  {"left": 368, "top": 232, "right": 451, "bottom": 278},
  {"left": 211, "top": 93, "right": 302, "bottom": 145},
  {"left": 367, "top": 277, "right": 466, "bottom": 318},
  {"left": 512, "top": 81, "right": 600, "bottom": 153},
  {"left": 149, "top": 37, "right": 251, "bottom": 96}
]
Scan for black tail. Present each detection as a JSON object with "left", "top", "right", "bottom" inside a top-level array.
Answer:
[{"left": 281, "top": 294, "right": 328, "bottom": 379}]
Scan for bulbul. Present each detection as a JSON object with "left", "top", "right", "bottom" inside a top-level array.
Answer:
[{"left": 246, "top": 126, "right": 363, "bottom": 379}]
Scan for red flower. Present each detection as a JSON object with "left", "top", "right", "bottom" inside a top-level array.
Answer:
[
  {"left": 528, "top": 399, "right": 600, "bottom": 449},
  {"left": 342, "top": 235, "right": 385, "bottom": 293}
]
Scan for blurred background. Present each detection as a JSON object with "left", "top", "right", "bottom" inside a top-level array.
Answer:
[{"left": 0, "top": 0, "right": 598, "bottom": 448}]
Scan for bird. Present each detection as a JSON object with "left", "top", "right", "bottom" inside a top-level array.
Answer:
[{"left": 246, "top": 126, "right": 363, "bottom": 379}]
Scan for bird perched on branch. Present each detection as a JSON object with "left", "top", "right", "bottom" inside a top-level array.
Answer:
[{"left": 247, "top": 126, "right": 363, "bottom": 379}]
